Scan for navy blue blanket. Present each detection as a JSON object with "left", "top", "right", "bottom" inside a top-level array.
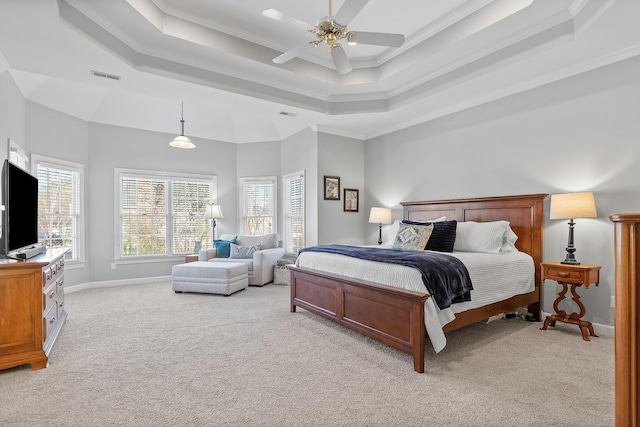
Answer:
[{"left": 299, "top": 245, "right": 473, "bottom": 310}]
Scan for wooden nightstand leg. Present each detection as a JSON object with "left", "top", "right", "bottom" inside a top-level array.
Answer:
[{"left": 580, "top": 325, "right": 591, "bottom": 341}]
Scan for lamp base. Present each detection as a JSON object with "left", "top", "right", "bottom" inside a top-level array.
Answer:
[{"left": 561, "top": 259, "right": 580, "bottom": 265}]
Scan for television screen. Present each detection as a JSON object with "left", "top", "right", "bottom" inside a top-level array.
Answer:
[{"left": 2, "top": 159, "right": 39, "bottom": 254}]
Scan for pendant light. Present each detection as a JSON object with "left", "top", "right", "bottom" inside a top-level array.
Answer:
[{"left": 169, "top": 102, "right": 195, "bottom": 149}]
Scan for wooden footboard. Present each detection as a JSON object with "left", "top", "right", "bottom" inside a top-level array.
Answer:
[{"left": 290, "top": 265, "right": 430, "bottom": 373}]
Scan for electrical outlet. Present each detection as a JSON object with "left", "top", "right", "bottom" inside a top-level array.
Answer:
[
  {"left": 611, "top": 295, "right": 615, "bottom": 308},
  {"left": 111, "top": 263, "right": 117, "bottom": 270}
]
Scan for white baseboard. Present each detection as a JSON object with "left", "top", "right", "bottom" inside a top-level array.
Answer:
[
  {"left": 542, "top": 311, "right": 614, "bottom": 338},
  {"left": 65, "top": 276, "right": 171, "bottom": 294}
]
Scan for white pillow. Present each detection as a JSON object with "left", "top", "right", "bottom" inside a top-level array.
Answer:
[
  {"left": 453, "top": 221, "right": 519, "bottom": 254},
  {"left": 385, "top": 216, "right": 446, "bottom": 245}
]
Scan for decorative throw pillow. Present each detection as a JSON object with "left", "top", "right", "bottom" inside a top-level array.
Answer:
[
  {"left": 229, "top": 243, "right": 261, "bottom": 259},
  {"left": 403, "top": 219, "right": 457, "bottom": 252},
  {"left": 214, "top": 237, "right": 238, "bottom": 258},
  {"left": 393, "top": 223, "right": 434, "bottom": 251},
  {"left": 386, "top": 216, "right": 446, "bottom": 245}
]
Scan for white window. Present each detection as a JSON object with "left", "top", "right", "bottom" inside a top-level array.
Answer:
[
  {"left": 282, "top": 171, "right": 304, "bottom": 255},
  {"left": 115, "top": 169, "right": 216, "bottom": 259},
  {"left": 32, "top": 155, "right": 84, "bottom": 263},
  {"left": 239, "top": 176, "right": 276, "bottom": 236}
]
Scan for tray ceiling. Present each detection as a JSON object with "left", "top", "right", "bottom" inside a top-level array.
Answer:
[{"left": 0, "top": 0, "right": 635, "bottom": 143}]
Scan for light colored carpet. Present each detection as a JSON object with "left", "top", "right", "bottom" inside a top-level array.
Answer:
[{"left": 0, "top": 282, "right": 614, "bottom": 426}]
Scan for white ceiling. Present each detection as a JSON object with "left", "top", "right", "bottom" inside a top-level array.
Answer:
[{"left": 0, "top": 0, "right": 636, "bottom": 144}]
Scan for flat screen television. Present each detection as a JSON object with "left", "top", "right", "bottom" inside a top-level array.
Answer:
[{"left": 1, "top": 159, "right": 39, "bottom": 257}]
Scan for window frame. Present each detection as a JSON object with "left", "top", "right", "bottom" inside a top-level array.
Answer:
[
  {"left": 282, "top": 170, "right": 305, "bottom": 256},
  {"left": 31, "top": 154, "right": 85, "bottom": 266},
  {"left": 238, "top": 176, "right": 277, "bottom": 236},
  {"left": 114, "top": 168, "right": 217, "bottom": 263}
]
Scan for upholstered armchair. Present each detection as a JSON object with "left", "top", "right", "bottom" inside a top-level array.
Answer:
[{"left": 198, "top": 233, "right": 285, "bottom": 286}]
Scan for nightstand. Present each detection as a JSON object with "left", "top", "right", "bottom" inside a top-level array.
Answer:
[
  {"left": 540, "top": 262, "right": 601, "bottom": 341},
  {"left": 185, "top": 254, "right": 198, "bottom": 263}
]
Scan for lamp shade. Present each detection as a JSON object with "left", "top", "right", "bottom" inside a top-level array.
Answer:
[
  {"left": 205, "top": 204, "right": 224, "bottom": 219},
  {"left": 169, "top": 135, "right": 195, "bottom": 149},
  {"left": 549, "top": 192, "right": 597, "bottom": 220},
  {"left": 369, "top": 207, "right": 392, "bottom": 224}
]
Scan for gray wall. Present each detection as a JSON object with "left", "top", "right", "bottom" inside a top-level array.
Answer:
[
  {"left": 317, "top": 133, "right": 365, "bottom": 245},
  {"left": 86, "top": 123, "right": 238, "bottom": 283},
  {"left": 25, "top": 102, "right": 89, "bottom": 284},
  {"left": 364, "top": 55, "right": 640, "bottom": 329},
  {"left": 0, "top": 71, "right": 26, "bottom": 161},
  {"left": 281, "top": 128, "right": 318, "bottom": 248}
]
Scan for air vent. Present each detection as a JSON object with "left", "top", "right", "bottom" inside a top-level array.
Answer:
[
  {"left": 91, "top": 70, "right": 121, "bottom": 81},
  {"left": 279, "top": 111, "right": 297, "bottom": 117}
]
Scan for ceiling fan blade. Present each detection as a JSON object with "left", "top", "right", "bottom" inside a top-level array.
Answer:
[
  {"left": 262, "top": 9, "right": 313, "bottom": 32},
  {"left": 349, "top": 31, "right": 405, "bottom": 47},
  {"left": 334, "top": 0, "right": 369, "bottom": 26},
  {"left": 330, "top": 46, "right": 352, "bottom": 75},
  {"left": 273, "top": 43, "right": 312, "bottom": 64}
]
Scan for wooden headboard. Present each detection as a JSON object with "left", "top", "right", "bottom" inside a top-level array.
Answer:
[{"left": 401, "top": 193, "right": 547, "bottom": 286}]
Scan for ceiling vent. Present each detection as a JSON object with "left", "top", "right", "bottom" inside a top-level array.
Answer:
[
  {"left": 279, "top": 111, "right": 297, "bottom": 117},
  {"left": 91, "top": 70, "right": 121, "bottom": 81}
]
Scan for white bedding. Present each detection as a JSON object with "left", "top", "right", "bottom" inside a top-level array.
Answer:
[{"left": 295, "top": 247, "right": 534, "bottom": 353}]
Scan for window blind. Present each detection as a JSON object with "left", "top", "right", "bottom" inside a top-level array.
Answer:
[
  {"left": 283, "top": 171, "right": 304, "bottom": 255},
  {"left": 35, "top": 158, "right": 82, "bottom": 261},
  {"left": 240, "top": 177, "right": 276, "bottom": 236}
]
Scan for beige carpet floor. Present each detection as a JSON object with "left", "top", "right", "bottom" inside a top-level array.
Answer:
[{"left": 0, "top": 281, "right": 614, "bottom": 426}]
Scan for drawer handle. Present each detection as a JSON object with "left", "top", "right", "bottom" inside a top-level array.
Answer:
[{"left": 557, "top": 272, "right": 570, "bottom": 278}]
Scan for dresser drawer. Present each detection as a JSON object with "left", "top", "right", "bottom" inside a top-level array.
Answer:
[
  {"left": 544, "top": 267, "right": 586, "bottom": 283},
  {"left": 43, "top": 281, "right": 58, "bottom": 315},
  {"left": 56, "top": 289, "right": 65, "bottom": 317},
  {"left": 43, "top": 307, "right": 57, "bottom": 344}
]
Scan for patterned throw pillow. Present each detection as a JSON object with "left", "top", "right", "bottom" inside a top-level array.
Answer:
[
  {"left": 214, "top": 237, "right": 237, "bottom": 258},
  {"left": 403, "top": 219, "right": 457, "bottom": 252},
  {"left": 229, "top": 243, "right": 261, "bottom": 259},
  {"left": 393, "top": 223, "right": 434, "bottom": 251}
]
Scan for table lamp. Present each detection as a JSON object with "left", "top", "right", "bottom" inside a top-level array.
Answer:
[
  {"left": 369, "top": 207, "right": 392, "bottom": 245},
  {"left": 205, "top": 204, "right": 224, "bottom": 246},
  {"left": 549, "top": 192, "right": 597, "bottom": 265}
]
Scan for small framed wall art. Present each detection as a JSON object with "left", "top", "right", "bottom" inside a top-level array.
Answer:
[
  {"left": 324, "top": 175, "right": 340, "bottom": 200},
  {"left": 343, "top": 188, "right": 359, "bottom": 212}
]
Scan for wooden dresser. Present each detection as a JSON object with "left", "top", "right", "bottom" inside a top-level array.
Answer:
[{"left": 0, "top": 249, "right": 67, "bottom": 371}]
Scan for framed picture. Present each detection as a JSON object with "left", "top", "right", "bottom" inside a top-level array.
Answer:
[
  {"left": 324, "top": 175, "right": 340, "bottom": 200},
  {"left": 343, "top": 188, "right": 359, "bottom": 212}
]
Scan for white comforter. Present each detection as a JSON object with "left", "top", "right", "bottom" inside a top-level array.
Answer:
[{"left": 295, "top": 248, "right": 534, "bottom": 353}]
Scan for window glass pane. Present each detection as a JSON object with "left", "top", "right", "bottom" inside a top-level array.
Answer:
[
  {"left": 120, "top": 176, "right": 167, "bottom": 256},
  {"left": 172, "top": 180, "right": 211, "bottom": 254},
  {"left": 241, "top": 178, "right": 275, "bottom": 236},
  {"left": 36, "top": 160, "right": 81, "bottom": 261},
  {"left": 283, "top": 172, "right": 304, "bottom": 255},
  {"left": 117, "top": 171, "right": 215, "bottom": 258}
]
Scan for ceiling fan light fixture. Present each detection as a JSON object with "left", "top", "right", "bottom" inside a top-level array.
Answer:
[
  {"left": 264, "top": 0, "right": 405, "bottom": 74},
  {"left": 169, "top": 102, "right": 195, "bottom": 149}
]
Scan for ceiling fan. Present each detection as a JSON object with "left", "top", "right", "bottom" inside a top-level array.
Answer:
[{"left": 263, "top": 0, "right": 405, "bottom": 75}]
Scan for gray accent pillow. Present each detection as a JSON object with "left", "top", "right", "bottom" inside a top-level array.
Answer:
[
  {"left": 229, "top": 243, "right": 261, "bottom": 259},
  {"left": 393, "top": 223, "right": 434, "bottom": 251}
]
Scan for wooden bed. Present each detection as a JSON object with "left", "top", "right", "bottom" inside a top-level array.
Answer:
[{"left": 289, "top": 193, "right": 547, "bottom": 373}]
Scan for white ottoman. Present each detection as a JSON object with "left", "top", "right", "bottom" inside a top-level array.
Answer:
[{"left": 172, "top": 261, "right": 249, "bottom": 296}]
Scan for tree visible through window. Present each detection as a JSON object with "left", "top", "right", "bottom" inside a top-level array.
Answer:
[{"left": 116, "top": 169, "right": 215, "bottom": 258}]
